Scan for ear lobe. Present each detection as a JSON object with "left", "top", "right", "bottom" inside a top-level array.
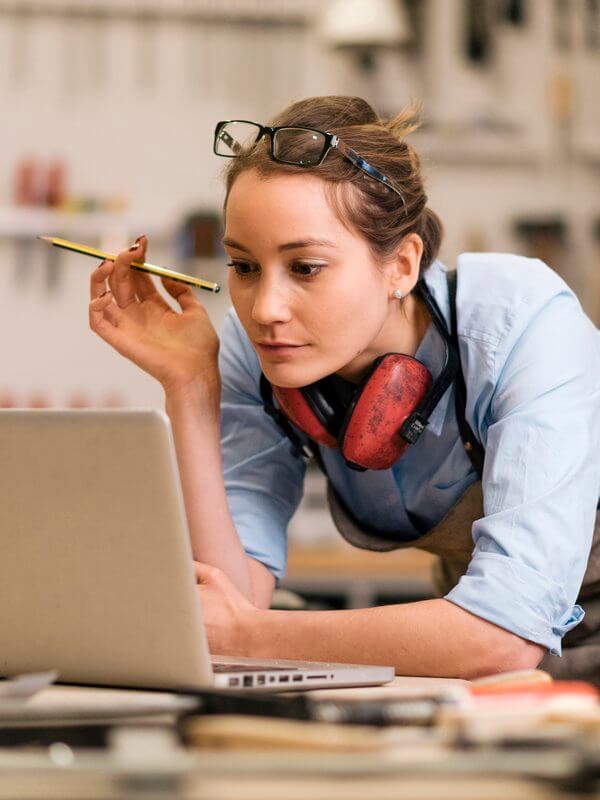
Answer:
[{"left": 388, "top": 233, "right": 424, "bottom": 291}]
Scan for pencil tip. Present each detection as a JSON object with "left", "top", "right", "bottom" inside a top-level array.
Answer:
[{"left": 38, "top": 236, "right": 52, "bottom": 242}]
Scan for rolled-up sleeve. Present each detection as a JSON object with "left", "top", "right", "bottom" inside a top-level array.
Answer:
[
  {"left": 446, "top": 290, "right": 600, "bottom": 655},
  {"left": 218, "top": 308, "right": 306, "bottom": 580}
]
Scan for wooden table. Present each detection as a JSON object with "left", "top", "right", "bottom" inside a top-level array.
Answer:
[{"left": 282, "top": 543, "right": 436, "bottom": 607}]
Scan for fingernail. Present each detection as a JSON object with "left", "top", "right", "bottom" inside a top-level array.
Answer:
[
  {"left": 135, "top": 234, "right": 146, "bottom": 244},
  {"left": 128, "top": 243, "right": 139, "bottom": 252}
]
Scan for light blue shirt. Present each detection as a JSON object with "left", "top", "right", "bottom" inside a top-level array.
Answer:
[{"left": 218, "top": 253, "right": 600, "bottom": 656}]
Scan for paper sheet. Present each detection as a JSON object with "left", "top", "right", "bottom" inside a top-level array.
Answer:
[{"left": 0, "top": 670, "right": 58, "bottom": 701}]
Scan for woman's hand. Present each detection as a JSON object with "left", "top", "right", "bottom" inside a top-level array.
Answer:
[
  {"left": 194, "top": 561, "right": 259, "bottom": 656},
  {"left": 89, "top": 235, "right": 220, "bottom": 394}
]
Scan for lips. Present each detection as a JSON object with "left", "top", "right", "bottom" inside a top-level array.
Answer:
[
  {"left": 255, "top": 341, "right": 307, "bottom": 357},
  {"left": 256, "top": 340, "right": 303, "bottom": 347}
]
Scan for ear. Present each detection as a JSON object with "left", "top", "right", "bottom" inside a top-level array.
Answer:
[{"left": 384, "top": 233, "right": 424, "bottom": 296}]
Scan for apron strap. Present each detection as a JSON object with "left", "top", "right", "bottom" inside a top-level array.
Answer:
[{"left": 446, "top": 269, "right": 485, "bottom": 479}]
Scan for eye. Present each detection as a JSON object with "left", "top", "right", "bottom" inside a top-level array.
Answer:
[
  {"left": 226, "top": 261, "right": 257, "bottom": 278},
  {"left": 291, "top": 262, "right": 324, "bottom": 279}
]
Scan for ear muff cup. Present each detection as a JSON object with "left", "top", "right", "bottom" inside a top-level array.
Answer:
[
  {"left": 271, "top": 385, "right": 338, "bottom": 447},
  {"left": 339, "top": 354, "right": 432, "bottom": 470}
]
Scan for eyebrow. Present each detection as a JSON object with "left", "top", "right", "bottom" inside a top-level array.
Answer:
[{"left": 221, "top": 237, "right": 336, "bottom": 253}]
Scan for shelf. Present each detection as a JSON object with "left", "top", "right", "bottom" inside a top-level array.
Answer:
[
  {"left": 0, "top": 207, "right": 174, "bottom": 240},
  {"left": 414, "top": 131, "right": 544, "bottom": 167},
  {"left": 0, "top": 0, "right": 313, "bottom": 26}
]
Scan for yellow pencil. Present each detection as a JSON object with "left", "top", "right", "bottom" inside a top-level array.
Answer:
[{"left": 37, "top": 236, "right": 221, "bottom": 293}]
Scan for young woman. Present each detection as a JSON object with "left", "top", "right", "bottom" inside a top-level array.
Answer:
[{"left": 89, "top": 96, "right": 600, "bottom": 681}]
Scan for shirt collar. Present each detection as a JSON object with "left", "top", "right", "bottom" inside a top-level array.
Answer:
[{"left": 413, "top": 261, "right": 453, "bottom": 438}]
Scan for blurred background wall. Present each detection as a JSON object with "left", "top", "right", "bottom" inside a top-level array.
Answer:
[{"left": 1, "top": 0, "right": 599, "bottom": 569}]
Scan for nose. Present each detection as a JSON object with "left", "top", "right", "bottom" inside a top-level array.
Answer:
[{"left": 251, "top": 274, "right": 293, "bottom": 326}]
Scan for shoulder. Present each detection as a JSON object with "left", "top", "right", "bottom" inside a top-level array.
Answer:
[
  {"left": 426, "top": 252, "right": 580, "bottom": 359},
  {"left": 455, "top": 253, "right": 600, "bottom": 377},
  {"left": 454, "top": 252, "right": 575, "bottom": 347},
  {"left": 429, "top": 251, "right": 592, "bottom": 363},
  {"left": 426, "top": 253, "right": 598, "bottom": 437}
]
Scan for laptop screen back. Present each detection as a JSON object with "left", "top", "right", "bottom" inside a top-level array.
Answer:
[{"left": 0, "top": 409, "right": 212, "bottom": 690}]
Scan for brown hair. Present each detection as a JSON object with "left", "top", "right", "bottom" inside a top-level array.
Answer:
[{"left": 221, "top": 95, "right": 443, "bottom": 275}]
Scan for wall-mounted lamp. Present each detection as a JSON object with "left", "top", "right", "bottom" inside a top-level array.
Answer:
[{"left": 318, "top": 0, "right": 412, "bottom": 72}]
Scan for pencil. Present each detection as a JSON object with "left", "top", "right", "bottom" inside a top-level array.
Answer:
[{"left": 37, "top": 236, "right": 221, "bottom": 293}]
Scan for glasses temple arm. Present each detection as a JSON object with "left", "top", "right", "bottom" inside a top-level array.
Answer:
[{"left": 332, "top": 136, "right": 407, "bottom": 215}]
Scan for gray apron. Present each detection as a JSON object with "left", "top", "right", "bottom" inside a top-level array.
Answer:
[{"left": 327, "top": 479, "right": 600, "bottom": 684}]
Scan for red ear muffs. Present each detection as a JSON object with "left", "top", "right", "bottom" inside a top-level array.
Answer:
[
  {"left": 339, "top": 354, "right": 431, "bottom": 470},
  {"left": 271, "top": 353, "right": 431, "bottom": 470}
]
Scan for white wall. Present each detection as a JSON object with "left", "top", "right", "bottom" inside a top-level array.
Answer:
[{"left": 1, "top": 0, "right": 598, "bottom": 410}]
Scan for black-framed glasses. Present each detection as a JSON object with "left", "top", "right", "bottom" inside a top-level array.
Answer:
[{"left": 214, "top": 119, "right": 407, "bottom": 213}]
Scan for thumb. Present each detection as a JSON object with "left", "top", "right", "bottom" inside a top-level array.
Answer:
[{"left": 194, "top": 561, "right": 220, "bottom": 584}]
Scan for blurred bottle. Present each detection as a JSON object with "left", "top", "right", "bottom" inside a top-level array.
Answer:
[
  {"left": 101, "top": 390, "right": 127, "bottom": 408},
  {"left": 28, "top": 390, "right": 51, "bottom": 408},
  {"left": 176, "top": 210, "right": 224, "bottom": 260},
  {"left": 66, "top": 391, "right": 90, "bottom": 408},
  {"left": 14, "top": 156, "right": 41, "bottom": 206},
  {"left": 0, "top": 390, "right": 18, "bottom": 408},
  {"left": 45, "top": 158, "right": 68, "bottom": 208}
]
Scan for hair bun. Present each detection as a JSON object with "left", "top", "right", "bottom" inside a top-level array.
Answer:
[
  {"left": 386, "top": 102, "right": 423, "bottom": 139},
  {"left": 271, "top": 95, "right": 379, "bottom": 130}
]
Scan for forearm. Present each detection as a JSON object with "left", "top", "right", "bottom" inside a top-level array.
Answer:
[
  {"left": 244, "top": 598, "right": 545, "bottom": 679},
  {"left": 165, "top": 379, "right": 254, "bottom": 600}
]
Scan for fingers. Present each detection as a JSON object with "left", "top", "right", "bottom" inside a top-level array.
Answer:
[
  {"left": 108, "top": 235, "right": 147, "bottom": 309},
  {"left": 161, "top": 277, "right": 204, "bottom": 312},
  {"left": 88, "top": 289, "right": 124, "bottom": 342},
  {"left": 131, "top": 266, "right": 162, "bottom": 303},
  {"left": 90, "top": 259, "right": 114, "bottom": 300}
]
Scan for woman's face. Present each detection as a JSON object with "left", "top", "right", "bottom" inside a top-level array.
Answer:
[{"left": 223, "top": 169, "right": 416, "bottom": 388}]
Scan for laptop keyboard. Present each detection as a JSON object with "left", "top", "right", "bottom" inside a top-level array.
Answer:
[{"left": 212, "top": 663, "right": 299, "bottom": 674}]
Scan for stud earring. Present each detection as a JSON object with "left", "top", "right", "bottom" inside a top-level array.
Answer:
[{"left": 392, "top": 289, "right": 404, "bottom": 300}]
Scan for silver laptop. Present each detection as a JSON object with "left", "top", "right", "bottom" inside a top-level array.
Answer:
[{"left": 0, "top": 409, "right": 394, "bottom": 693}]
